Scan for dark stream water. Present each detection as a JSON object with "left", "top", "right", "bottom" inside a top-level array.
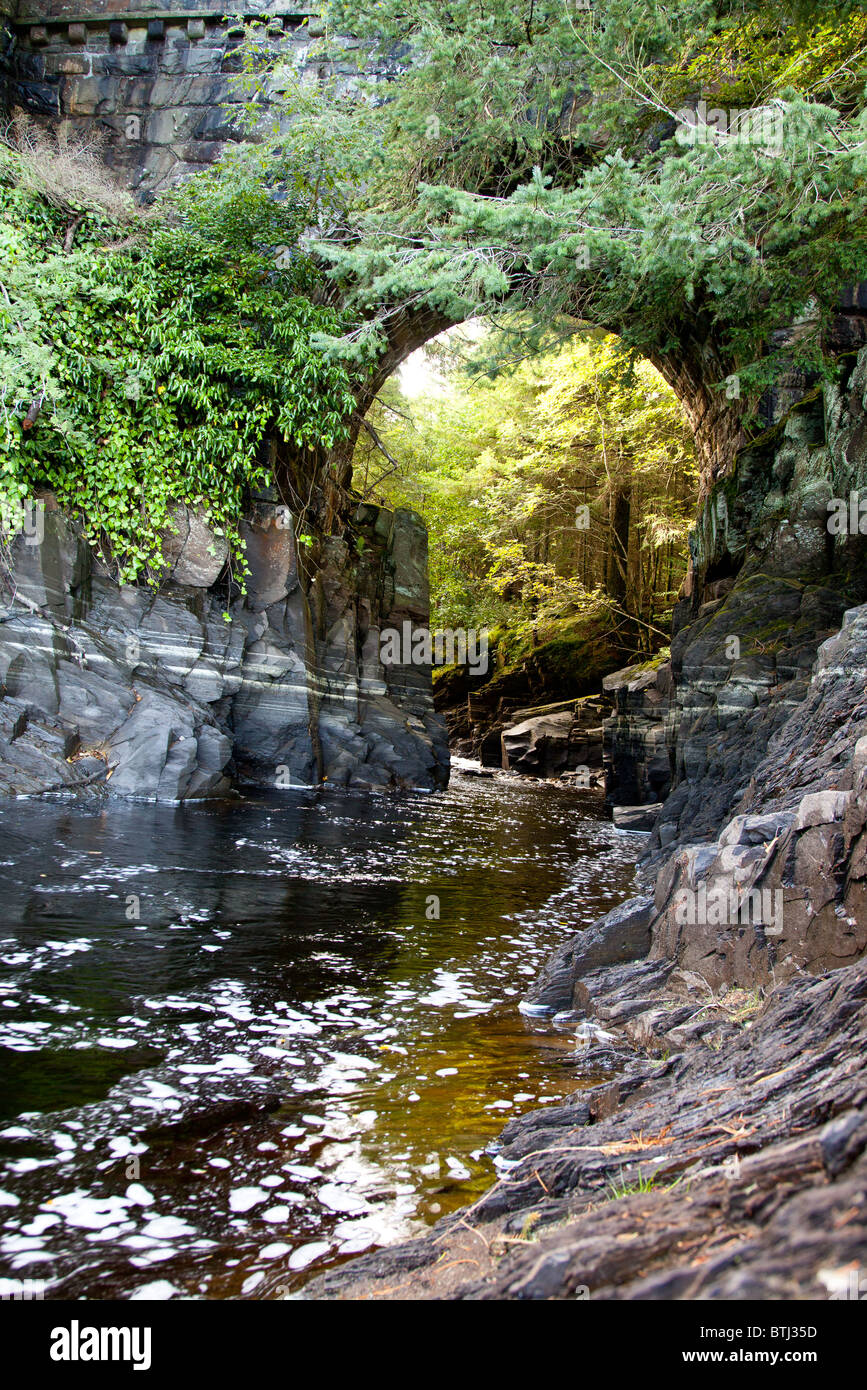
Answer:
[{"left": 0, "top": 772, "right": 638, "bottom": 1300}]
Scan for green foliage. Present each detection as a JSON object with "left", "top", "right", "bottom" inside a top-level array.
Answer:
[
  {"left": 606, "top": 1167, "right": 685, "bottom": 1199},
  {"left": 232, "top": 27, "right": 385, "bottom": 225},
  {"left": 308, "top": 0, "right": 867, "bottom": 397},
  {"left": 0, "top": 138, "right": 355, "bottom": 584},
  {"left": 355, "top": 327, "right": 697, "bottom": 652},
  {"left": 5, "top": 0, "right": 865, "bottom": 599}
]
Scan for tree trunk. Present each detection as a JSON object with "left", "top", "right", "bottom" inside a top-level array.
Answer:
[{"left": 606, "top": 485, "right": 630, "bottom": 609}]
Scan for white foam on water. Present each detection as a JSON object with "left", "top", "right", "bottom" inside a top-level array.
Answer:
[
  {"left": 129, "top": 1280, "right": 179, "bottom": 1300},
  {"left": 288, "top": 1241, "right": 331, "bottom": 1270}
]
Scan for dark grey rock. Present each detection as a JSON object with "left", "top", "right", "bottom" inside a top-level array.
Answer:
[
  {"left": 604, "top": 660, "right": 675, "bottom": 807},
  {"left": 613, "top": 803, "right": 662, "bottom": 831},
  {"left": 160, "top": 503, "right": 228, "bottom": 588},
  {"left": 524, "top": 896, "right": 655, "bottom": 1012},
  {"left": 502, "top": 710, "right": 576, "bottom": 776},
  {"left": 0, "top": 493, "right": 448, "bottom": 800}
]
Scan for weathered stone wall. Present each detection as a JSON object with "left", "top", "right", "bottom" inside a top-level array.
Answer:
[{"left": 2, "top": 4, "right": 390, "bottom": 197}]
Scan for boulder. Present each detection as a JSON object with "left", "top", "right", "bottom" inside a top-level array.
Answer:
[
  {"left": 613, "top": 803, "right": 662, "bottom": 832},
  {"left": 240, "top": 500, "right": 297, "bottom": 610},
  {"left": 160, "top": 503, "right": 228, "bottom": 588},
  {"left": 502, "top": 710, "right": 573, "bottom": 776},
  {"left": 501, "top": 705, "right": 604, "bottom": 778},
  {"left": 718, "top": 811, "right": 795, "bottom": 847},
  {"left": 523, "top": 896, "right": 655, "bottom": 1012},
  {"left": 795, "top": 790, "right": 853, "bottom": 831}
]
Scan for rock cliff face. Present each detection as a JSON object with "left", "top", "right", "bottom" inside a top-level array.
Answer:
[
  {"left": 603, "top": 658, "right": 675, "bottom": 808},
  {"left": 648, "top": 601, "right": 867, "bottom": 988},
  {"left": 570, "top": 344, "right": 867, "bottom": 992},
  {"left": 0, "top": 493, "right": 448, "bottom": 799},
  {"left": 606, "top": 338, "right": 867, "bottom": 852}
]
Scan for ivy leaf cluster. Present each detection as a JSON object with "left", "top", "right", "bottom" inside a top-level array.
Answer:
[{"left": 0, "top": 145, "right": 356, "bottom": 586}]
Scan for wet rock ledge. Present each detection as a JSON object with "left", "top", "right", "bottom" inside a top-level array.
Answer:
[
  {"left": 302, "top": 945, "right": 867, "bottom": 1301},
  {"left": 304, "top": 953, "right": 867, "bottom": 1300},
  {"left": 303, "top": 601, "right": 867, "bottom": 1301}
]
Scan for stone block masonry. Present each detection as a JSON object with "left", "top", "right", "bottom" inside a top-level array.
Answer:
[{"left": 2, "top": 4, "right": 382, "bottom": 197}]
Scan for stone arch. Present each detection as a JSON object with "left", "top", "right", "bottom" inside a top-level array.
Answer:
[{"left": 4, "top": 5, "right": 751, "bottom": 517}]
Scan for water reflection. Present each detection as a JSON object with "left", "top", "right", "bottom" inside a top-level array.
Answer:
[{"left": 0, "top": 775, "right": 638, "bottom": 1299}]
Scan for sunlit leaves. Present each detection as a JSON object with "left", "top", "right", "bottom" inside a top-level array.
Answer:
[
  {"left": 306, "top": 1, "right": 867, "bottom": 397},
  {"left": 356, "top": 327, "right": 697, "bottom": 636}
]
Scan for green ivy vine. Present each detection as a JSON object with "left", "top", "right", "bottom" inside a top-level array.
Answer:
[{"left": 0, "top": 144, "right": 356, "bottom": 587}]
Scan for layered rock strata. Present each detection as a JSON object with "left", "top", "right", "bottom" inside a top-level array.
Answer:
[
  {"left": 305, "top": 951, "right": 867, "bottom": 1300},
  {"left": 0, "top": 493, "right": 448, "bottom": 799}
]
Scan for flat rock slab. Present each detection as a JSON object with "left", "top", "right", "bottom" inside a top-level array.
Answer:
[
  {"left": 523, "top": 896, "right": 655, "bottom": 1012},
  {"left": 613, "top": 803, "right": 662, "bottom": 832}
]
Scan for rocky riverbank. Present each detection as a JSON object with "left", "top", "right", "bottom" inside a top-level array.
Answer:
[
  {"left": 303, "top": 348, "right": 867, "bottom": 1300},
  {"left": 305, "top": 951, "right": 867, "bottom": 1300},
  {"left": 303, "top": 620, "right": 867, "bottom": 1302}
]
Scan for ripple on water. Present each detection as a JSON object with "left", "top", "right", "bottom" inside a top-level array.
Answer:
[{"left": 0, "top": 774, "right": 638, "bottom": 1298}]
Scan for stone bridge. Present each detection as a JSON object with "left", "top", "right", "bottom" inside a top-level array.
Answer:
[
  {"left": 2, "top": 4, "right": 867, "bottom": 837},
  {"left": 0, "top": 3, "right": 456, "bottom": 799}
]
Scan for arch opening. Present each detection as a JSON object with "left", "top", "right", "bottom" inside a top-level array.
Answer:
[{"left": 349, "top": 317, "right": 699, "bottom": 760}]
